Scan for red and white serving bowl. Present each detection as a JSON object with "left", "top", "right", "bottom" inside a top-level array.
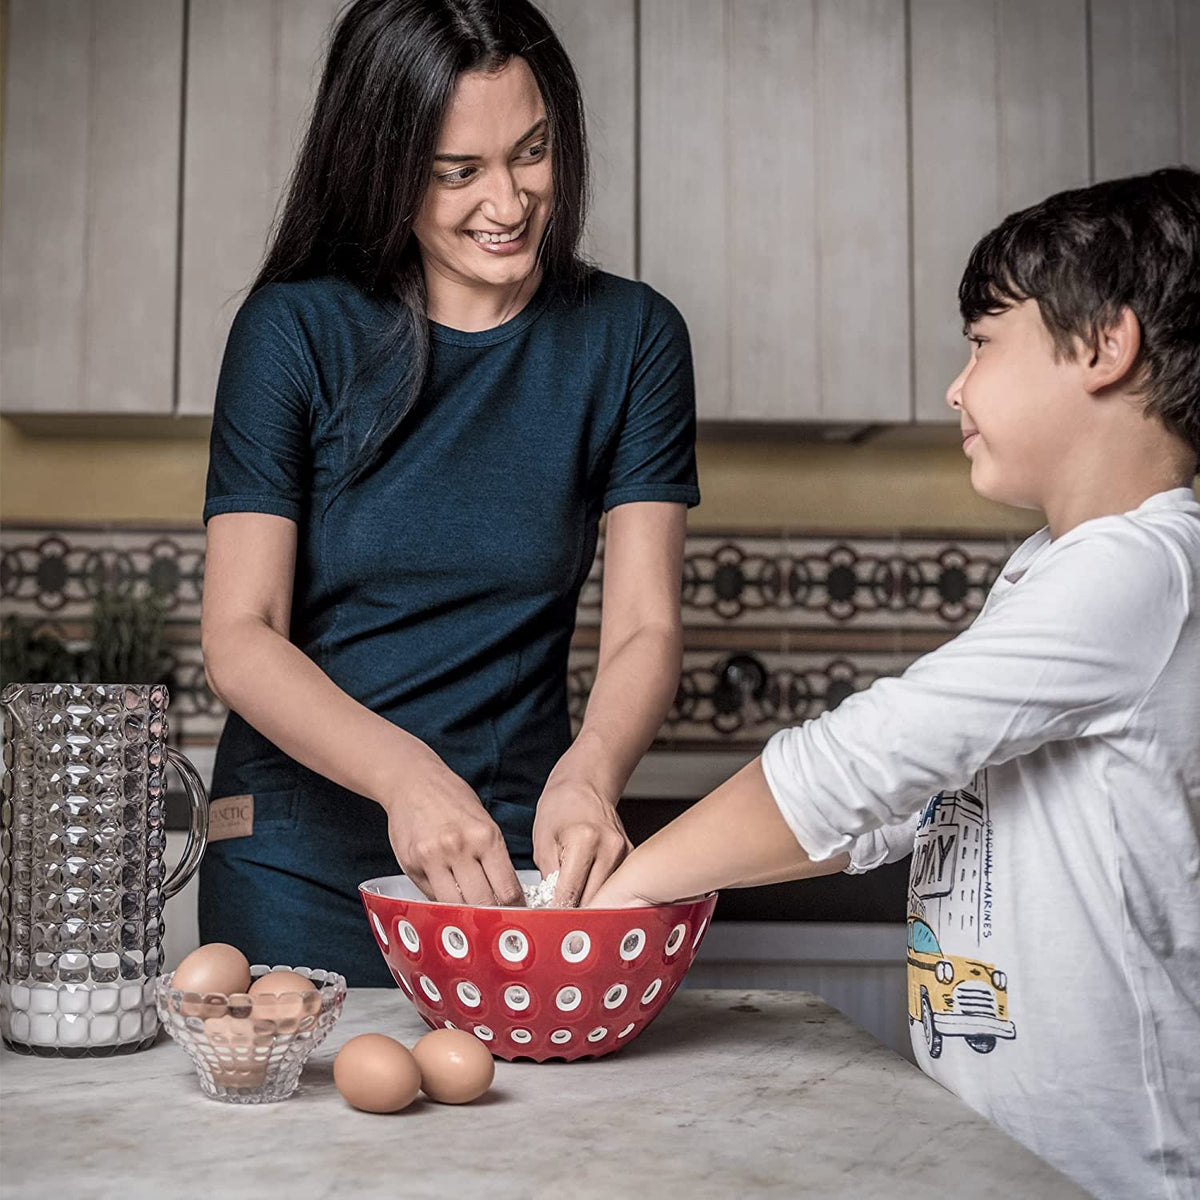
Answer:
[{"left": 359, "top": 872, "right": 717, "bottom": 1062}]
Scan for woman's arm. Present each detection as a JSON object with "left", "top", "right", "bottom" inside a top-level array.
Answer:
[
  {"left": 588, "top": 757, "right": 850, "bottom": 908},
  {"left": 533, "top": 501, "right": 687, "bottom": 905},
  {"left": 202, "top": 512, "right": 524, "bottom": 906}
]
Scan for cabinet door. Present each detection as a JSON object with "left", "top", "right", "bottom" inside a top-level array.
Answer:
[
  {"left": 911, "top": 0, "right": 1090, "bottom": 422},
  {"left": 177, "top": 0, "right": 344, "bottom": 416},
  {"left": 0, "top": 0, "right": 183, "bottom": 414},
  {"left": 640, "top": 0, "right": 909, "bottom": 423},
  {"left": 640, "top": 0, "right": 730, "bottom": 416},
  {"left": 1091, "top": 0, "right": 1197, "bottom": 178},
  {"left": 537, "top": 0, "right": 637, "bottom": 276}
]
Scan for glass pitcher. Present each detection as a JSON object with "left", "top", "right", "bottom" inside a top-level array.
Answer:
[{"left": 1, "top": 682, "right": 209, "bottom": 1055}]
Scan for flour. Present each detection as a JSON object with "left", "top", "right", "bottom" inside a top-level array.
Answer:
[{"left": 522, "top": 871, "right": 560, "bottom": 908}]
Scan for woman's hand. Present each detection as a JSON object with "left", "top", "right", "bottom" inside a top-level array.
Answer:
[
  {"left": 531, "top": 779, "right": 633, "bottom": 908},
  {"left": 382, "top": 762, "right": 525, "bottom": 907}
]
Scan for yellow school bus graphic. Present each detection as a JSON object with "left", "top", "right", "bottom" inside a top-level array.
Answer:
[{"left": 907, "top": 916, "right": 1015, "bottom": 1059}]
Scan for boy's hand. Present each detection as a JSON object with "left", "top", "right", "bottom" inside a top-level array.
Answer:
[{"left": 586, "top": 852, "right": 670, "bottom": 909}]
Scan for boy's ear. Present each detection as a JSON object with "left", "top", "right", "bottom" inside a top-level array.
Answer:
[{"left": 1081, "top": 306, "right": 1141, "bottom": 394}]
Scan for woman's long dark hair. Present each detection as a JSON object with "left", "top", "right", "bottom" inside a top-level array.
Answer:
[{"left": 252, "top": 0, "right": 592, "bottom": 488}]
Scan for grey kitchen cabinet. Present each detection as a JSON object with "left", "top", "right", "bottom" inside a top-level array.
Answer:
[
  {"left": 0, "top": 0, "right": 184, "bottom": 414},
  {"left": 640, "top": 0, "right": 911, "bottom": 423},
  {"left": 5, "top": 0, "right": 1194, "bottom": 424},
  {"left": 911, "top": 0, "right": 1199, "bottom": 423},
  {"left": 538, "top": 0, "right": 638, "bottom": 278},
  {"left": 176, "top": 0, "right": 345, "bottom": 416},
  {"left": 1091, "top": 0, "right": 1200, "bottom": 179}
]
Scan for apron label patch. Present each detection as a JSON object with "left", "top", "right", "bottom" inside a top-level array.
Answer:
[{"left": 208, "top": 794, "right": 254, "bottom": 842}]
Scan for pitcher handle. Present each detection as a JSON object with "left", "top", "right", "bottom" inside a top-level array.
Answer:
[{"left": 163, "top": 746, "right": 210, "bottom": 900}]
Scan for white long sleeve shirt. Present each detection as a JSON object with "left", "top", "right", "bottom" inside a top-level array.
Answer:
[{"left": 762, "top": 487, "right": 1200, "bottom": 1200}]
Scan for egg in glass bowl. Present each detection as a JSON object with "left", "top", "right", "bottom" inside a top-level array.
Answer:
[
  {"left": 359, "top": 872, "right": 717, "bottom": 1062},
  {"left": 155, "top": 963, "right": 346, "bottom": 1102}
]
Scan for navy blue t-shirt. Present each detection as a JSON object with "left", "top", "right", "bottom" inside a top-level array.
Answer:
[{"left": 203, "top": 270, "right": 698, "bottom": 858}]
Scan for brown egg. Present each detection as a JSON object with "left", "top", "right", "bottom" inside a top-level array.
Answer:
[
  {"left": 171, "top": 943, "right": 252, "bottom": 1016},
  {"left": 203, "top": 1014, "right": 268, "bottom": 1088},
  {"left": 248, "top": 970, "right": 318, "bottom": 1024},
  {"left": 412, "top": 1029, "right": 495, "bottom": 1104},
  {"left": 334, "top": 1034, "right": 422, "bottom": 1113}
]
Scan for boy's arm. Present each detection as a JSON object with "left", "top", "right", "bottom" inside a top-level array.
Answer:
[
  {"left": 592, "top": 521, "right": 1183, "bottom": 907},
  {"left": 589, "top": 758, "right": 849, "bottom": 908}
]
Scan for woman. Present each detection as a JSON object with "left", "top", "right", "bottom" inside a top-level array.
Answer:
[{"left": 198, "top": 0, "right": 698, "bottom": 984}]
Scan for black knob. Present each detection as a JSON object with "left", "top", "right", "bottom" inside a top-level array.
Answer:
[{"left": 713, "top": 653, "right": 768, "bottom": 715}]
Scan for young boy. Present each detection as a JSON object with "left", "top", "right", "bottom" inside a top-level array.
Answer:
[{"left": 590, "top": 167, "right": 1200, "bottom": 1200}]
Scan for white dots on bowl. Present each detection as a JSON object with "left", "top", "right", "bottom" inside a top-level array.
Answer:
[
  {"left": 550, "top": 1029, "right": 573, "bottom": 1045},
  {"left": 665, "top": 923, "right": 687, "bottom": 956},
  {"left": 510, "top": 1028, "right": 532, "bottom": 1045},
  {"left": 692, "top": 916, "right": 709, "bottom": 951},
  {"left": 618, "top": 1023, "right": 636, "bottom": 1039},
  {"left": 561, "top": 930, "right": 591, "bottom": 963},
  {"left": 441, "top": 926, "right": 469, "bottom": 959},
  {"left": 498, "top": 929, "right": 529, "bottom": 963},
  {"left": 603, "top": 983, "right": 628, "bottom": 1010},
  {"left": 619, "top": 928, "right": 646, "bottom": 961},
  {"left": 474, "top": 1025, "right": 494, "bottom": 1042},
  {"left": 504, "top": 984, "right": 531, "bottom": 1012},
  {"left": 371, "top": 912, "right": 389, "bottom": 947},
  {"left": 418, "top": 975, "right": 442, "bottom": 1002},
  {"left": 456, "top": 981, "right": 481, "bottom": 1008},
  {"left": 641, "top": 978, "right": 663, "bottom": 1005},
  {"left": 398, "top": 920, "right": 420, "bottom": 954},
  {"left": 587, "top": 1026, "right": 608, "bottom": 1043},
  {"left": 555, "top": 986, "right": 582, "bottom": 1012}
]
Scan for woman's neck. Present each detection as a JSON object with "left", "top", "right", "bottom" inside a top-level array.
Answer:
[{"left": 423, "top": 265, "right": 542, "bottom": 332}]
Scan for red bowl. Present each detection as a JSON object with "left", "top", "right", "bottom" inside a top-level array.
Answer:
[{"left": 359, "top": 873, "right": 717, "bottom": 1062}]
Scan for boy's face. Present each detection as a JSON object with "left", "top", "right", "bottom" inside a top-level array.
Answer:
[{"left": 946, "top": 300, "right": 1089, "bottom": 510}]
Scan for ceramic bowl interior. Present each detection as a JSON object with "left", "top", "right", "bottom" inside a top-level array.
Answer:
[
  {"left": 359, "top": 871, "right": 717, "bottom": 1062},
  {"left": 155, "top": 963, "right": 346, "bottom": 1103}
]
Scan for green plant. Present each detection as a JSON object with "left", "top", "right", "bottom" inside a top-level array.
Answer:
[
  {"left": 81, "top": 586, "right": 171, "bottom": 684},
  {"left": 1, "top": 586, "right": 172, "bottom": 687},
  {"left": 0, "top": 615, "right": 79, "bottom": 688}
]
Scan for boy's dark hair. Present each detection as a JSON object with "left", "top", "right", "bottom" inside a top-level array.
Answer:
[{"left": 959, "top": 166, "right": 1200, "bottom": 460}]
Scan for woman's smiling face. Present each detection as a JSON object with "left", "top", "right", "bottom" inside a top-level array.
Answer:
[{"left": 412, "top": 57, "right": 552, "bottom": 293}]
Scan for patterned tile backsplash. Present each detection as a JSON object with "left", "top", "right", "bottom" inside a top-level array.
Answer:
[{"left": 1, "top": 523, "right": 1018, "bottom": 749}]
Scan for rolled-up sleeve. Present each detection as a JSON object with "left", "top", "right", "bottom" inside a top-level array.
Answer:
[{"left": 761, "top": 524, "right": 1188, "bottom": 862}]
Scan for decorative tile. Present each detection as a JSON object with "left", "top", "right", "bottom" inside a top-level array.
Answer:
[
  {"left": 1, "top": 529, "right": 205, "bottom": 621},
  {"left": 1, "top": 523, "right": 1016, "bottom": 750},
  {"left": 569, "top": 647, "right": 916, "bottom": 747}
]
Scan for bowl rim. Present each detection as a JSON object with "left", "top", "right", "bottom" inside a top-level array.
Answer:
[
  {"left": 358, "top": 873, "right": 716, "bottom": 913},
  {"left": 155, "top": 964, "right": 348, "bottom": 1004}
]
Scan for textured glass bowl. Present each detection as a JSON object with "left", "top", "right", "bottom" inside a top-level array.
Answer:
[{"left": 155, "top": 964, "right": 346, "bottom": 1103}]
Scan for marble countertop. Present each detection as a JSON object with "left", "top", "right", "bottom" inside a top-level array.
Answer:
[{"left": 0, "top": 988, "right": 1086, "bottom": 1200}]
